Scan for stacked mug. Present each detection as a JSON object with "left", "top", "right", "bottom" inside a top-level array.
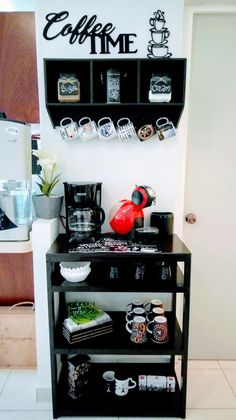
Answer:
[{"left": 125, "top": 299, "right": 169, "bottom": 344}]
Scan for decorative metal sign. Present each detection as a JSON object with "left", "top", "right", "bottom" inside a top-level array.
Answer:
[
  {"left": 39, "top": 0, "right": 184, "bottom": 58},
  {"left": 43, "top": 12, "right": 138, "bottom": 54}
]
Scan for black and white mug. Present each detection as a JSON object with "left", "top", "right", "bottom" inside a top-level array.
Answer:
[{"left": 97, "top": 117, "right": 117, "bottom": 141}]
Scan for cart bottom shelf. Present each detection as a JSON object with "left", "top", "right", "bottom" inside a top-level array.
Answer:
[{"left": 54, "top": 363, "right": 186, "bottom": 418}]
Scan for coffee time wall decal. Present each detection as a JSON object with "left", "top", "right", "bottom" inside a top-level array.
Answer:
[
  {"left": 36, "top": 0, "right": 184, "bottom": 59},
  {"left": 43, "top": 11, "right": 138, "bottom": 55}
]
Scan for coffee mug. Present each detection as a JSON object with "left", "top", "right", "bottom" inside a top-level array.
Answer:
[
  {"left": 147, "top": 315, "right": 169, "bottom": 343},
  {"left": 78, "top": 117, "right": 98, "bottom": 140},
  {"left": 126, "top": 315, "right": 147, "bottom": 344},
  {"left": 126, "top": 300, "right": 144, "bottom": 313},
  {"left": 146, "top": 307, "right": 165, "bottom": 322},
  {"left": 58, "top": 117, "right": 80, "bottom": 140},
  {"left": 156, "top": 117, "right": 176, "bottom": 141},
  {"left": 125, "top": 307, "right": 146, "bottom": 322},
  {"left": 117, "top": 117, "right": 138, "bottom": 141},
  {"left": 115, "top": 375, "right": 136, "bottom": 396},
  {"left": 97, "top": 117, "right": 117, "bottom": 141},
  {"left": 103, "top": 370, "right": 115, "bottom": 393},
  {"left": 161, "top": 261, "right": 172, "bottom": 280},
  {"left": 137, "top": 124, "right": 155, "bottom": 141},
  {"left": 151, "top": 29, "right": 170, "bottom": 44},
  {"left": 144, "top": 299, "right": 163, "bottom": 312}
]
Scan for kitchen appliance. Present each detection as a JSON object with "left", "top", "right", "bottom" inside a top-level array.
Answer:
[
  {"left": 64, "top": 182, "right": 105, "bottom": 243},
  {"left": 109, "top": 185, "right": 156, "bottom": 237},
  {"left": 150, "top": 212, "right": 173, "bottom": 236},
  {"left": 0, "top": 117, "right": 32, "bottom": 241}
]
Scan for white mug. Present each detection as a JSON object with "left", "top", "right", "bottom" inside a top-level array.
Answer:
[
  {"left": 117, "top": 117, "right": 138, "bottom": 141},
  {"left": 97, "top": 117, "right": 117, "bottom": 141},
  {"left": 103, "top": 370, "right": 115, "bottom": 393},
  {"left": 78, "top": 117, "right": 98, "bottom": 140},
  {"left": 156, "top": 117, "right": 176, "bottom": 141},
  {"left": 115, "top": 376, "right": 136, "bottom": 396},
  {"left": 58, "top": 117, "right": 79, "bottom": 140}
]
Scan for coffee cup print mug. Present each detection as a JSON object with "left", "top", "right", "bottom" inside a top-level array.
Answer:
[
  {"left": 147, "top": 315, "right": 169, "bottom": 344},
  {"left": 97, "top": 117, "right": 117, "bottom": 141},
  {"left": 115, "top": 375, "right": 136, "bottom": 396},
  {"left": 126, "top": 315, "right": 147, "bottom": 344},
  {"left": 78, "top": 117, "right": 98, "bottom": 140},
  {"left": 58, "top": 117, "right": 80, "bottom": 140},
  {"left": 156, "top": 117, "right": 176, "bottom": 141}
]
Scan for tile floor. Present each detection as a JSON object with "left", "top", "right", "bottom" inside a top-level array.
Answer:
[{"left": 0, "top": 360, "right": 236, "bottom": 419}]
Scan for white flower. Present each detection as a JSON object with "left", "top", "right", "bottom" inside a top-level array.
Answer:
[{"left": 32, "top": 150, "right": 60, "bottom": 197}]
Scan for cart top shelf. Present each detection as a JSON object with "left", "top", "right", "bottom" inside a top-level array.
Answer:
[{"left": 46, "top": 233, "right": 191, "bottom": 262}]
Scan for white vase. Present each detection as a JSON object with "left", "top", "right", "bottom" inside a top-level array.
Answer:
[{"left": 33, "top": 194, "right": 63, "bottom": 219}]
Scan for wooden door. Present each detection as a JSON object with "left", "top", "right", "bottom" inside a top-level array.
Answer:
[
  {"left": 0, "top": 12, "right": 39, "bottom": 122},
  {"left": 0, "top": 12, "right": 37, "bottom": 304}
]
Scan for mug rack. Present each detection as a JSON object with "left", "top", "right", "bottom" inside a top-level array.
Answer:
[{"left": 44, "top": 58, "right": 187, "bottom": 130}]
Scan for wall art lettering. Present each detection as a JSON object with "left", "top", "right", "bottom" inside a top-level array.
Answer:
[{"left": 43, "top": 11, "right": 138, "bottom": 54}]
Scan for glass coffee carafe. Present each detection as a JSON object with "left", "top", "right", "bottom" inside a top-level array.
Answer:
[
  {"left": 64, "top": 182, "right": 105, "bottom": 243},
  {"left": 68, "top": 206, "right": 105, "bottom": 233}
]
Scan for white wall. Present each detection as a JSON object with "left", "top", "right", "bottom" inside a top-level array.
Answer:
[
  {"left": 34, "top": 0, "right": 184, "bottom": 232},
  {"left": 0, "top": 0, "right": 34, "bottom": 11}
]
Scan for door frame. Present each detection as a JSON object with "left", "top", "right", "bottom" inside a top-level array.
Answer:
[{"left": 175, "top": 1, "right": 236, "bottom": 238}]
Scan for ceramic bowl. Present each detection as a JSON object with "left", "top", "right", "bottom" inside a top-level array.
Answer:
[{"left": 60, "top": 261, "right": 91, "bottom": 283}]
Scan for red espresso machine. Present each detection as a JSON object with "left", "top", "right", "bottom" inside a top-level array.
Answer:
[{"left": 109, "top": 185, "right": 156, "bottom": 238}]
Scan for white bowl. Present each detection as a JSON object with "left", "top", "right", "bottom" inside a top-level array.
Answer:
[{"left": 60, "top": 262, "right": 91, "bottom": 283}]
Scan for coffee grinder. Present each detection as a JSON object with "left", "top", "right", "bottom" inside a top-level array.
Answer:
[{"left": 64, "top": 182, "right": 105, "bottom": 243}]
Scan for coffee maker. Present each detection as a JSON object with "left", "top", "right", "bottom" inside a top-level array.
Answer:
[{"left": 64, "top": 182, "right": 105, "bottom": 243}]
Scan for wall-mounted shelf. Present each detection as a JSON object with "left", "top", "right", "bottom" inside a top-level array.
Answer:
[{"left": 44, "top": 58, "right": 186, "bottom": 129}]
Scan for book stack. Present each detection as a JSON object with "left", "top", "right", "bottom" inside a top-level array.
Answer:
[{"left": 62, "top": 302, "right": 113, "bottom": 344}]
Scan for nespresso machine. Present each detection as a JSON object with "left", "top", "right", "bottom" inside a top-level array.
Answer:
[
  {"left": 0, "top": 117, "right": 32, "bottom": 241},
  {"left": 64, "top": 182, "right": 105, "bottom": 243}
]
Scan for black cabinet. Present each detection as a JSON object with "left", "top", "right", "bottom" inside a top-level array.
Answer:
[
  {"left": 46, "top": 234, "right": 191, "bottom": 418},
  {"left": 44, "top": 58, "right": 186, "bottom": 129}
]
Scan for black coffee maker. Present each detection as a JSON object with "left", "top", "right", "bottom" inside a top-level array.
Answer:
[{"left": 64, "top": 182, "right": 105, "bottom": 243}]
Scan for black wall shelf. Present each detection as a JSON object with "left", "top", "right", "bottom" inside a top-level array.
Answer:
[{"left": 44, "top": 58, "right": 186, "bottom": 130}]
